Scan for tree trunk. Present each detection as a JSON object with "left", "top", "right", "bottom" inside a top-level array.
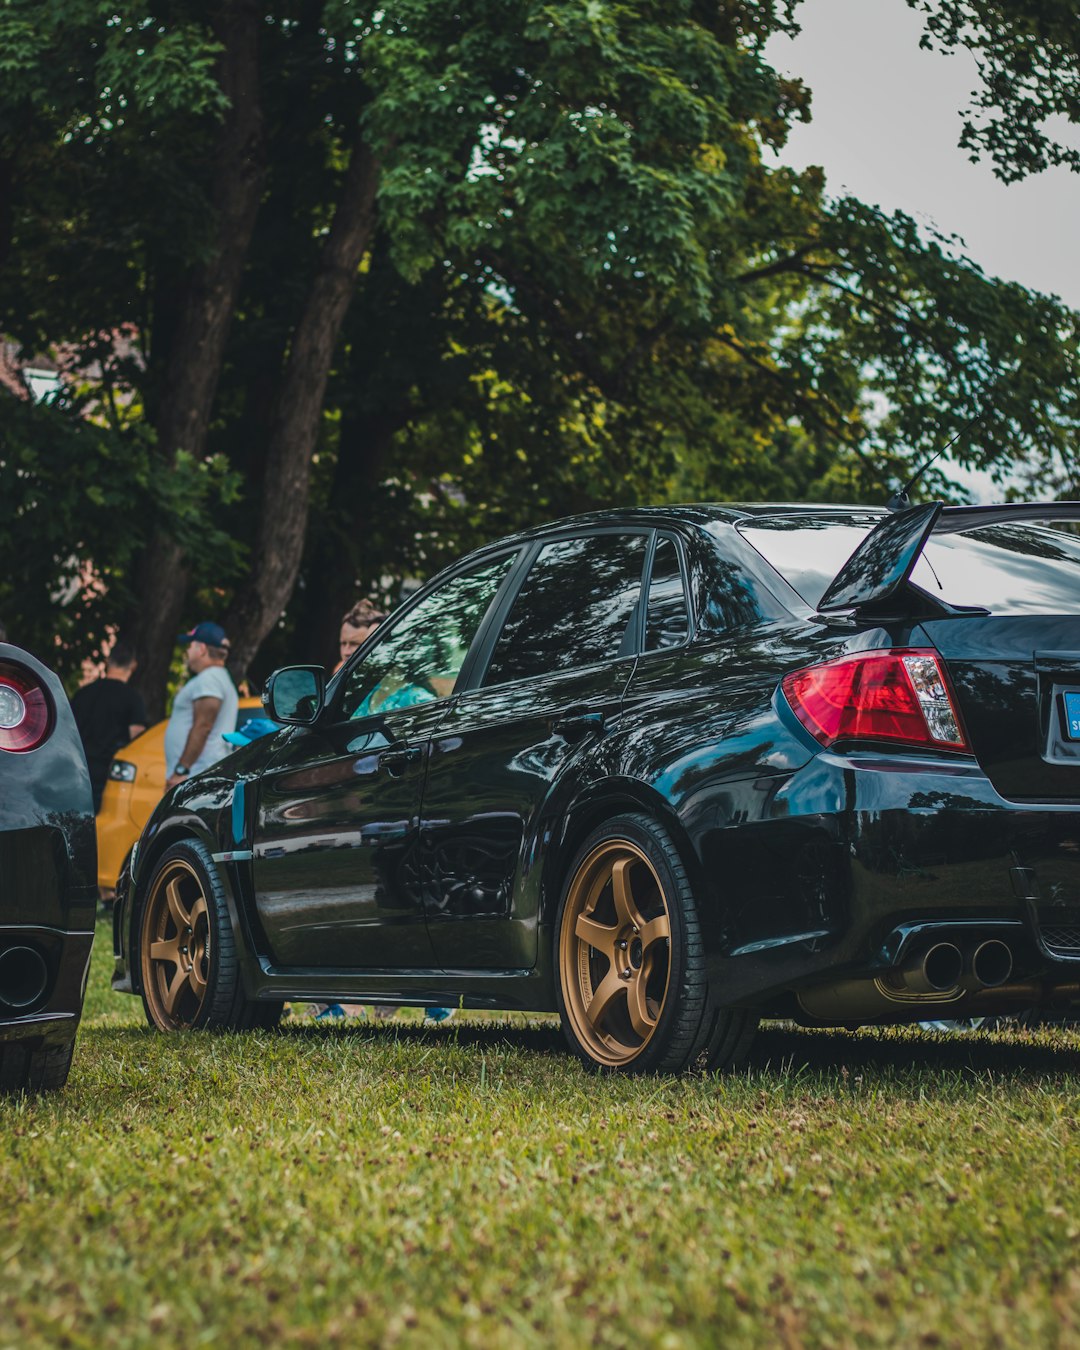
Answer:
[
  {"left": 130, "top": 0, "right": 266, "bottom": 718},
  {"left": 289, "top": 412, "right": 401, "bottom": 673},
  {"left": 224, "top": 133, "right": 382, "bottom": 680}
]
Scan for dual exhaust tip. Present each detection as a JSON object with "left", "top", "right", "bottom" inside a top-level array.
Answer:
[{"left": 902, "top": 939, "right": 1013, "bottom": 995}]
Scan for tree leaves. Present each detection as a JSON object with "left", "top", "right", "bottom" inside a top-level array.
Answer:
[
  {"left": 1, "top": 0, "right": 1078, "bottom": 686},
  {"left": 909, "top": 0, "right": 1080, "bottom": 181}
]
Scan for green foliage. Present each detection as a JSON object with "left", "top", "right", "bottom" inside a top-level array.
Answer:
[
  {"left": 0, "top": 396, "right": 244, "bottom": 677},
  {"left": 909, "top": 0, "right": 1080, "bottom": 181},
  {"left": 0, "top": 397, "right": 151, "bottom": 667},
  {"left": 2, "top": 0, "right": 1079, "bottom": 677}
]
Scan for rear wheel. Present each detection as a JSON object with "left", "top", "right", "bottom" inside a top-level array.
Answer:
[
  {"left": 555, "top": 813, "right": 756, "bottom": 1074},
  {"left": 138, "top": 839, "right": 282, "bottom": 1032}
]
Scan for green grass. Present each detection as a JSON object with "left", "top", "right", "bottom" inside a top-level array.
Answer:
[{"left": 3, "top": 919, "right": 1080, "bottom": 1348}]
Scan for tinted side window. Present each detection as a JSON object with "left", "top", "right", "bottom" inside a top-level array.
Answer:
[
  {"left": 340, "top": 555, "right": 514, "bottom": 719},
  {"left": 645, "top": 536, "right": 689, "bottom": 650},
  {"left": 483, "top": 534, "right": 647, "bottom": 685}
]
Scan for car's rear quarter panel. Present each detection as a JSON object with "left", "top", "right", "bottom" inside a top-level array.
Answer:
[{"left": 607, "top": 609, "right": 1080, "bottom": 1007}]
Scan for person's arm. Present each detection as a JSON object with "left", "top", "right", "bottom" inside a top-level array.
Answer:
[{"left": 165, "top": 696, "right": 222, "bottom": 788}]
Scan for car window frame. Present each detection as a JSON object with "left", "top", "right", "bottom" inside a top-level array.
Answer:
[
  {"left": 638, "top": 530, "right": 695, "bottom": 658},
  {"left": 323, "top": 546, "right": 527, "bottom": 726},
  {"left": 706, "top": 518, "right": 817, "bottom": 627},
  {"left": 462, "top": 526, "right": 654, "bottom": 694}
]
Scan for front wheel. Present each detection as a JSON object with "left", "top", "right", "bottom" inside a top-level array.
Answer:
[
  {"left": 138, "top": 839, "right": 282, "bottom": 1033},
  {"left": 554, "top": 813, "right": 756, "bottom": 1074}
]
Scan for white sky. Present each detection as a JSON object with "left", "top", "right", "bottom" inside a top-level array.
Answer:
[
  {"left": 764, "top": 0, "right": 1080, "bottom": 310},
  {"left": 764, "top": 0, "right": 1080, "bottom": 501}
]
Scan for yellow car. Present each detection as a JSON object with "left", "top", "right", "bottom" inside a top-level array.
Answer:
[{"left": 96, "top": 697, "right": 262, "bottom": 895}]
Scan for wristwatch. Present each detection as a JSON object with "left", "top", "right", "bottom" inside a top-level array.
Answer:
[{"left": 173, "top": 763, "right": 190, "bottom": 777}]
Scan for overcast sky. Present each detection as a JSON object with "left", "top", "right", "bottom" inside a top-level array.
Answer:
[
  {"left": 763, "top": 0, "right": 1079, "bottom": 500},
  {"left": 764, "top": 0, "right": 1080, "bottom": 311}
]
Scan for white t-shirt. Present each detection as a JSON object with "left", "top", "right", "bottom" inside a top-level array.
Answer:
[{"left": 164, "top": 665, "right": 239, "bottom": 776}]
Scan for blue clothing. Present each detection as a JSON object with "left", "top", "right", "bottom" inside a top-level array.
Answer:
[{"left": 351, "top": 681, "right": 435, "bottom": 720}]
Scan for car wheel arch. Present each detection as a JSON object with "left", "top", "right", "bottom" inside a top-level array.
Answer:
[{"left": 540, "top": 780, "right": 706, "bottom": 930}]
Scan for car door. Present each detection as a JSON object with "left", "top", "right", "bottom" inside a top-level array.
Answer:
[
  {"left": 418, "top": 530, "right": 650, "bottom": 970},
  {"left": 248, "top": 552, "right": 517, "bottom": 969}
]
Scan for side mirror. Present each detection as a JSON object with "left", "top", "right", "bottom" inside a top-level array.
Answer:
[{"left": 263, "top": 665, "right": 325, "bottom": 726}]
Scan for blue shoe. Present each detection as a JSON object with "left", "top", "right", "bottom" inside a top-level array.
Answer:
[
  {"left": 315, "top": 1003, "right": 346, "bottom": 1020},
  {"left": 424, "top": 1007, "right": 455, "bottom": 1023}
]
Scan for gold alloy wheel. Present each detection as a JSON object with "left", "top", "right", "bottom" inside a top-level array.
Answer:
[
  {"left": 559, "top": 839, "right": 673, "bottom": 1067},
  {"left": 140, "top": 859, "right": 212, "bottom": 1029}
]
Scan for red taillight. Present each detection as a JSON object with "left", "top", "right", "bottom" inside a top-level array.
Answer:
[
  {"left": 781, "top": 649, "right": 968, "bottom": 751},
  {"left": 0, "top": 661, "right": 53, "bottom": 753}
]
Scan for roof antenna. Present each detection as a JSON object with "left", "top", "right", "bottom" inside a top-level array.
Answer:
[{"left": 886, "top": 408, "right": 988, "bottom": 512}]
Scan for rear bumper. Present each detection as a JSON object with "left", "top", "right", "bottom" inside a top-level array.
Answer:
[
  {"left": 1, "top": 764, "right": 97, "bottom": 1043},
  {"left": 0, "top": 927, "right": 95, "bottom": 1047},
  {"left": 699, "top": 749, "right": 1080, "bottom": 1012}
]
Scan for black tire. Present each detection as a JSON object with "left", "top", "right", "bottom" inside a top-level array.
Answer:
[
  {"left": 137, "top": 838, "right": 282, "bottom": 1033},
  {"left": 554, "top": 813, "right": 757, "bottom": 1074},
  {"left": 0, "top": 1036, "right": 76, "bottom": 1094}
]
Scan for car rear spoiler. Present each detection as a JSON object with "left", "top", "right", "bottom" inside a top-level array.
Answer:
[{"left": 817, "top": 501, "right": 1080, "bottom": 615}]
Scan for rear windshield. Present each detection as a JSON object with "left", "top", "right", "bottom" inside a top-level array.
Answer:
[{"left": 737, "top": 516, "right": 1080, "bottom": 615}]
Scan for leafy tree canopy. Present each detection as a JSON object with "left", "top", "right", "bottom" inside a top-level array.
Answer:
[
  {"left": 909, "top": 0, "right": 1080, "bottom": 180},
  {"left": 0, "top": 0, "right": 1077, "bottom": 694}
]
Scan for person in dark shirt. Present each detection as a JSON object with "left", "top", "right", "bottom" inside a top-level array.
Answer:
[{"left": 70, "top": 642, "right": 148, "bottom": 811}]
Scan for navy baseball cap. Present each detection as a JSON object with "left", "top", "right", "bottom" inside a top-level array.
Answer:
[{"left": 178, "top": 621, "right": 230, "bottom": 648}]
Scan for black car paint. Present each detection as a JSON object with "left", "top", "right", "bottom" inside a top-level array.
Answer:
[
  {"left": 112, "top": 506, "right": 1080, "bottom": 1023},
  {"left": 0, "top": 644, "right": 97, "bottom": 1054}
]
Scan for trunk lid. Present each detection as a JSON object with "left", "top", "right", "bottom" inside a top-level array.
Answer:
[{"left": 918, "top": 615, "right": 1080, "bottom": 801}]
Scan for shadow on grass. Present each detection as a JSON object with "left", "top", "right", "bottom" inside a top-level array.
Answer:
[
  {"left": 747, "top": 1022, "right": 1080, "bottom": 1083},
  {"left": 278, "top": 1015, "right": 569, "bottom": 1058},
  {"left": 273, "top": 1015, "right": 1080, "bottom": 1083},
  {"left": 83, "top": 1016, "right": 1080, "bottom": 1087}
]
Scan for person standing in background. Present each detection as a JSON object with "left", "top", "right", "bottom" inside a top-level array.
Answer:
[
  {"left": 165, "top": 623, "right": 239, "bottom": 789},
  {"left": 70, "top": 641, "right": 148, "bottom": 812}
]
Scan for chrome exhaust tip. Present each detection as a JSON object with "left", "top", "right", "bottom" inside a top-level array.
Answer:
[
  {"left": 971, "top": 939, "right": 1013, "bottom": 989},
  {"left": 901, "top": 941, "right": 963, "bottom": 994}
]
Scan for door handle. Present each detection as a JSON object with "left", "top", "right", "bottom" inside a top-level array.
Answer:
[
  {"left": 382, "top": 745, "right": 423, "bottom": 776},
  {"left": 553, "top": 709, "right": 606, "bottom": 743}
]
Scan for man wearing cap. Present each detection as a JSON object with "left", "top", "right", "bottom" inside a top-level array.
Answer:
[{"left": 164, "top": 623, "right": 239, "bottom": 789}]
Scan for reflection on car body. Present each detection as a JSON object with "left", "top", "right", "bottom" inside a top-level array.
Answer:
[{"left": 112, "top": 501, "right": 1080, "bottom": 1072}]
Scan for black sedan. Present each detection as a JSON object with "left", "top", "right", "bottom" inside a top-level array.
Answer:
[
  {"left": 0, "top": 643, "right": 96, "bottom": 1091},
  {"left": 112, "top": 502, "right": 1080, "bottom": 1073}
]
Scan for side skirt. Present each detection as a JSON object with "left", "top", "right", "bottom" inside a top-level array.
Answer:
[{"left": 244, "top": 962, "right": 557, "bottom": 1014}]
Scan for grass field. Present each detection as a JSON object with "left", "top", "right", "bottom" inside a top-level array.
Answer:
[{"left": 2, "top": 918, "right": 1079, "bottom": 1349}]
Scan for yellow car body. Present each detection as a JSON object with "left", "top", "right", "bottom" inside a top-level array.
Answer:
[{"left": 96, "top": 697, "right": 261, "bottom": 895}]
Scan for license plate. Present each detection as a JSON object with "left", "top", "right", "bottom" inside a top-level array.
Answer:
[{"left": 1065, "top": 691, "right": 1080, "bottom": 740}]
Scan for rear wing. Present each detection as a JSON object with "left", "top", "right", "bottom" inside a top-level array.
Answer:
[{"left": 817, "top": 501, "right": 1080, "bottom": 615}]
